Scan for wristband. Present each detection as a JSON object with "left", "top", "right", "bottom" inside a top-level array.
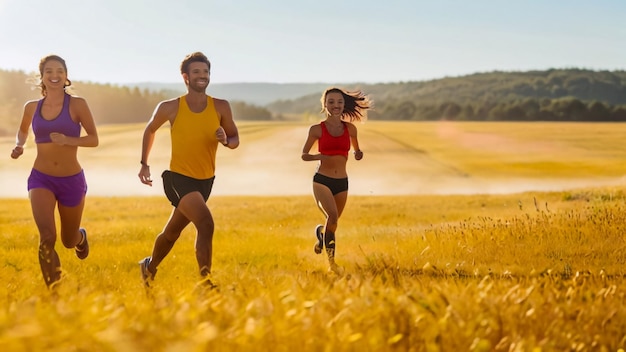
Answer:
[{"left": 140, "top": 160, "right": 149, "bottom": 167}]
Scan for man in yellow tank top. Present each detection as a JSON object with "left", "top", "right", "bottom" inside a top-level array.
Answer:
[{"left": 137, "top": 52, "right": 240, "bottom": 288}]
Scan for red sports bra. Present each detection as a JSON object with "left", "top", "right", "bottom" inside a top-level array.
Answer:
[{"left": 318, "top": 121, "right": 350, "bottom": 157}]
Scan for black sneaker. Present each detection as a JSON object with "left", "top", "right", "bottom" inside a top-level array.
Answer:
[
  {"left": 75, "top": 228, "right": 89, "bottom": 259},
  {"left": 199, "top": 276, "right": 218, "bottom": 289},
  {"left": 139, "top": 256, "right": 156, "bottom": 287},
  {"left": 314, "top": 225, "right": 324, "bottom": 254}
]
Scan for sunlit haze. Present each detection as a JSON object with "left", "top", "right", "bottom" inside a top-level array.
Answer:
[{"left": 1, "top": 0, "right": 625, "bottom": 85}]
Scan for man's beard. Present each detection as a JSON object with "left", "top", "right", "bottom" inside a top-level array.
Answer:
[{"left": 188, "top": 80, "right": 208, "bottom": 93}]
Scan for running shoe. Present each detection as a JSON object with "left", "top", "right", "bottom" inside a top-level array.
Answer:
[
  {"left": 139, "top": 256, "right": 156, "bottom": 287},
  {"left": 199, "top": 275, "right": 218, "bottom": 289},
  {"left": 75, "top": 228, "right": 89, "bottom": 259},
  {"left": 313, "top": 225, "right": 324, "bottom": 254}
]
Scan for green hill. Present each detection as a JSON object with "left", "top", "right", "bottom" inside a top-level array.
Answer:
[
  {"left": 267, "top": 69, "right": 626, "bottom": 121},
  {"left": 1, "top": 68, "right": 626, "bottom": 135}
]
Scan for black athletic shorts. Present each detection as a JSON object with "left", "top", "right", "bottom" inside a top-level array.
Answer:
[
  {"left": 313, "top": 173, "right": 348, "bottom": 195},
  {"left": 162, "top": 170, "right": 215, "bottom": 207}
]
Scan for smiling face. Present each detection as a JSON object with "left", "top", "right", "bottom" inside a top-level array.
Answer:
[
  {"left": 41, "top": 59, "right": 67, "bottom": 89},
  {"left": 183, "top": 61, "right": 210, "bottom": 93},
  {"left": 34, "top": 55, "right": 70, "bottom": 96},
  {"left": 324, "top": 91, "right": 345, "bottom": 118}
]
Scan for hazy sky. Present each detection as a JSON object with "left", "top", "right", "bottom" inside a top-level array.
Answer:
[{"left": 0, "top": 0, "right": 624, "bottom": 85}]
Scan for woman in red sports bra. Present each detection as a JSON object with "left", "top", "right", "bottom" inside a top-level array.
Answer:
[{"left": 301, "top": 87, "right": 371, "bottom": 275}]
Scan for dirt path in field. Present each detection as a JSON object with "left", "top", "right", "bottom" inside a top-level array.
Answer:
[{"left": 1, "top": 125, "right": 625, "bottom": 198}]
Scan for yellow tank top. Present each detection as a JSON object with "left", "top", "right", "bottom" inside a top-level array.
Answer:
[{"left": 170, "top": 95, "right": 220, "bottom": 179}]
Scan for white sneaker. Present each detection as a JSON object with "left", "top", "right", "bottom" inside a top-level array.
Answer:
[
  {"left": 139, "top": 256, "right": 156, "bottom": 287},
  {"left": 314, "top": 225, "right": 324, "bottom": 254}
]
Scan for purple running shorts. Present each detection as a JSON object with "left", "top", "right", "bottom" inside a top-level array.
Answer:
[{"left": 27, "top": 168, "right": 87, "bottom": 207}]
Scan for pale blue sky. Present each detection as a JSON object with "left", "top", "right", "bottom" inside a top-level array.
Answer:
[{"left": 0, "top": 0, "right": 624, "bottom": 85}]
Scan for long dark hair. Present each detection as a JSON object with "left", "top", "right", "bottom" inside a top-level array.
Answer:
[{"left": 320, "top": 87, "right": 372, "bottom": 122}]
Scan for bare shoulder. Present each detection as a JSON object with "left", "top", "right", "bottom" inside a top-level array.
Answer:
[
  {"left": 159, "top": 97, "right": 180, "bottom": 107},
  {"left": 344, "top": 121, "right": 360, "bottom": 138},
  {"left": 157, "top": 97, "right": 180, "bottom": 115},
  {"left": 308, "top": 123, "right": 322, "bottom": 137},
  {"left": 23, "top": 100, "right": 39, "bottom": 115},
  {"left": 212, "top": 97, "right": 232, "bottom": 110},
  {"left": 24, "top": 99, "right": 39, "bottom": 108},
  {"left": 345, "top": 121, "right": 359, "bottom": 133},
  {"left": 212, "top": 97, "right": 233, "bottom": 121},
  {"left": 68, "top": 95, "right": 89, "bottom": 107}
]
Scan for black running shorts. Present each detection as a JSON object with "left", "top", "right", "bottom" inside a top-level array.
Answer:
[
  {"left": 161, "top": 170, "right": 215, "bottom": 207},
  {"left": 313, "top": 173, "right": 348, "bottom": 195}
]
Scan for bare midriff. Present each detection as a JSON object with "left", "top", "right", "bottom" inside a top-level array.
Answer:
[
  {"left": 317, "top": 154, "right": 348, "bottom": 178},
  {"left": 33, "top": 143, "right": 81, "bottom": 176}
]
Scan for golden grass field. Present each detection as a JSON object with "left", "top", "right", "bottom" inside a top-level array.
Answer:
[
  {"left": 2, "top": 121, "right": 626, "bottom": 351},
  {"left": 3, "top": 121, "right": 626, "bottom": 197}
]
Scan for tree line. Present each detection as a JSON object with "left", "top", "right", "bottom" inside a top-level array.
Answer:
[
  {"left": 268, "top": 68, "right": 626, "bottom": 121},
  {"left": 371, "top": 97, "right": 626, "bottom": 122},
  {"left": 2, "top": 67, "right": 626, "bottom": 136},
  {"left": 0, "top": 69, "right": 272, "bottom": 136}
]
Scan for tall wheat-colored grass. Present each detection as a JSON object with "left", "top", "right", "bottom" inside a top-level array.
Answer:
[
  {"left": 2, "top": 189, "right": 626, "bottom": 351},
  {"left": 3, "top": 121, "right": 626, "bottom": 350}
]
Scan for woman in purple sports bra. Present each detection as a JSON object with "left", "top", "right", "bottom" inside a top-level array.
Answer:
[
  {"left": 10, "top": 55, "right": 99, "bottom": 288},
  {"left": 301, "top": 87, "right": 371, "bottom": 275}
]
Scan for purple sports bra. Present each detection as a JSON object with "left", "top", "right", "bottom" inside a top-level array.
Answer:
[{"left": 32, "top": 93, "right": 80, "bottom": 144}]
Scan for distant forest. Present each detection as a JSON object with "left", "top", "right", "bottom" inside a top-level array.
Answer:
[
  {"left": 269, "top": 69, "right": 626, "bottom": 122},
  {"left": 1, "top": 68, "right": 626, "bottom": 135},
  {"left": 0, "top": 69, "right": 271, "bottom": 136}
]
